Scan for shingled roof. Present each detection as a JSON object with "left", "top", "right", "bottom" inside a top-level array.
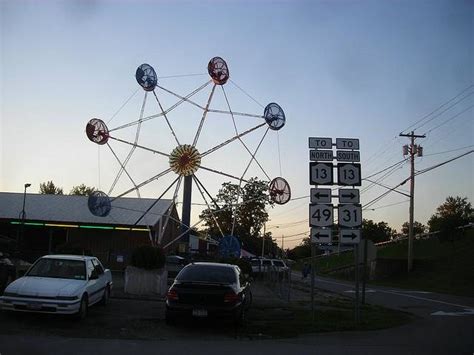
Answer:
[{"left": 0, "top": 192, "right": 175, "bottom": 227}]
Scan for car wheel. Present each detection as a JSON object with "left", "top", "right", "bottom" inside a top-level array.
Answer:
[
  {"left": 165, "top": 310, "right": 176, "bottom": 326},
  {"left": 75, "top": 295, "right": 88, "bottom": 320},
  {"left": 233, "top": 308, "right": 245, "bottom": 326},
  {"left": 100, "top": 285, "right": 110, "bottom": 306}
]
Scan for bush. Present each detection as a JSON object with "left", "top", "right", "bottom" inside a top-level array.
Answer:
[{"left": 130, "top": 245, "right": 165, "bottom": 270}]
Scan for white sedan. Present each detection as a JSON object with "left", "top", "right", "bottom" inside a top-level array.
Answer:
[{"left": 0, "top": 255, "right": 112, "bottom": 319}]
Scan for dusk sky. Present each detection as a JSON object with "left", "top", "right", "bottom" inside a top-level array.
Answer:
[{"left": 1, "top": 0, "right": 473, "bottom": 248}]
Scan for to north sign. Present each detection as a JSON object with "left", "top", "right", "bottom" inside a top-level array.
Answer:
[
  {"left": 310, "top": 150, "right": 334, "bottom": 161},
  {"left": 309, "top": 137, "right": 332, "bottom": 149}
]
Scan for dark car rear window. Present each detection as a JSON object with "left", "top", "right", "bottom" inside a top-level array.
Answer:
[{"left": 177, "top": 265, "right": 237, "bottom": 284}]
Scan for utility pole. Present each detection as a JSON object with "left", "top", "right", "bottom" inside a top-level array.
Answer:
[
  {"left": 281, "top": 234, "right": 284, "bottom": 257},
  {"left": 261, "top": 222, "right": 266, "bottom": 257},
  {"left": 399, "top": 131, "right": 425, "bottom": 272}
]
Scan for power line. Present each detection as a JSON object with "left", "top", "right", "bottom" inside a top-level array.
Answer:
[
  {"left": 415, "top": 150, "right": 473, "bottom": 176},
  {"left": 401, "top": 83, "right": 474, "bottom": 133},
  {"left": 424, "top": 145, "right": 474, "bottom": 157},
  {"left": 423, "top": 104, "right": 474, "bottom": 135},
  {"left": 363, "top": 158, "right": 408, "bottom": 180},
  {"left": 363, "top": 199, "right": 409, "bottom": 211}
]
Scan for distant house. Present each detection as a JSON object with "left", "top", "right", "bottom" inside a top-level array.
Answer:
[{"left": 0, "top": 192, "right": 182, "bottom": 269}]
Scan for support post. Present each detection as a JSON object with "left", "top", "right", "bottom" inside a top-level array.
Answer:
[
  {"left": 362, "top": 238, "right": 368, "bottom": 304},
  {"left": 311, "top": 243, "right": 315, "bottom": 322},
  {"left": 354, "top": 244, "right": 360, "bottom": 325},
  {"left": 181, "top": 175, "right": 193, "bottom": 252}
]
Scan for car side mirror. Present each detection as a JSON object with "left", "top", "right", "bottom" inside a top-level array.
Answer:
[{"left": 90, "top": 270, "right": 99, "bottom": 280}]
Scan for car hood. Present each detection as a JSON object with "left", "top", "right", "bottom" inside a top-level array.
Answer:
[{"left": 5, "top": 277, "right": 86, "bottom": 298}]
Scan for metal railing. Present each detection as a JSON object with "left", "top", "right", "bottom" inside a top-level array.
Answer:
[{"left": 261, "top": 265, "right": 291, "bottom": 302}]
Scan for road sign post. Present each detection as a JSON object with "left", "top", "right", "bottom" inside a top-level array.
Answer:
[{"left": 309, "top": 136, "right": 363, "bottom": 324}]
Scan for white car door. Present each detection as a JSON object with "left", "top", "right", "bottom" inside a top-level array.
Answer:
[{"left": 85, "top": 259, "right": 102, "bottom": 305}]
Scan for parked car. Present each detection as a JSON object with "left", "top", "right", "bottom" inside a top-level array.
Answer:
[
  {"left": 165, "top": 255, "right": 187, "bottom": 279},
  {"left": 250, "top": 258, "right": 273, "bottom": 274},
  {"left": 250, "top": 258, "right": 289, "bottom": 274},
  {"left": 165, "top": 262, "right": 251, "bottom": 325},
  {"left": 0, "top": 252, "right": 15, "bottom": 294},
  {"left": 0, "top": 255, "right": 112, "bottom": 320},
  {"left": 271, "top": 259, "right": 290, "bottom": 273}
]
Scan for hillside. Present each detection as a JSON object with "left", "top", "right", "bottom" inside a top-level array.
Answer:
[{"left": 312, "top": 229, "right": 474, "bottom": 297}]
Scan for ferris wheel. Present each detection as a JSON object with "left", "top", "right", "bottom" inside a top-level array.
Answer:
[{"left": 85, "top": 57, "right": 291, "bottom": 248}]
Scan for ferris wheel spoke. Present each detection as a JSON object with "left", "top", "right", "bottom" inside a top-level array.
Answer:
[
  {"left": 193, "top": 84, "right": 217, "bottom": 147},
  {"left": 162, "top": 219, "right": 206, "bottom": 250},
  {"left": 152, "top": 91, "right": 181, "bottom": 146},
  {"left": 156, "top": 80, "right": 211, "bottom": 112},
  {"left": 221, "top": 86, "right": 272, "bottom": 180},
  {"left": 193, "top": 174, "right": 221, "bottom": 210},
  {"left": 107, "top": 92, "right": 148, "bottom": 196},
  {"left": 111, "top": 168, "right": 173, "bottom": 201},
  {"left": 199, "top": 166, "right": 249, "bottom": 183},
  {"left": 207, "top": 109, "right": 264, "bottom": 119},
  {"left": 156, "top": 176, "right": 183, "bottom": 244},
  {"left": 107, "top": 88, "right": 141, "bottom": 125},
  {"left": 240, "top": 127, "right": 271, "bottom": 181},
  {"left": 201, "top": 122, "right": 267, "bottom": 158},
  {"left": 108, "top": 80, "right": 210, "bottom": 134},
  {"left": 108, "top": 135, "right": 170, "bottom": 157},
  {"left": 192, "top": 175, "right": 225, "bottom": 238},
  {"left": 106, "top": 143, "right": 141, "bottom": 197},
  {"left": 134, "top": 175, "right": 181, "bottom": 225}
]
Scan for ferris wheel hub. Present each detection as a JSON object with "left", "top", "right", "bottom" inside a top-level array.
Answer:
[{"left": 169, "top": 144, "right": 202, "bottom": 176}]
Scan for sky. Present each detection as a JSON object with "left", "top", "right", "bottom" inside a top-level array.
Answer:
[{"left": 1, "top": 0, "right": 473, "bottom": 249}]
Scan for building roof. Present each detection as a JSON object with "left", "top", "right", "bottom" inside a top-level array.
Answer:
[{"left": 0, "top": 192, "right": 175, "bottom": 227}]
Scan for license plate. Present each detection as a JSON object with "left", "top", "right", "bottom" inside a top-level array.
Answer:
[
  {"left": 192, "top": 309, "right": 208, "bottom": 317},
  {"left": 27, "top": 303, "right": 42, "bottom": 310}
]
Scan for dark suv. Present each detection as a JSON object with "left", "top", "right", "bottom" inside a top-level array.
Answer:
[{"left": 165, "top": 262, "right": 251, "bottom": 325}]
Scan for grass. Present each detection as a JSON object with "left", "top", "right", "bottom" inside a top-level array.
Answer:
[
  {"left": 242, "top": 298, "right": 413, "bottom": 338},
  {"left": 306, "top": 230, "right": 474, "bottom": 297}
]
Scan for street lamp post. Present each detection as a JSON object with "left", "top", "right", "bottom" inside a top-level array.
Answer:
[{"left": 19, "top": 183, "right": 31, "bottom": 254}]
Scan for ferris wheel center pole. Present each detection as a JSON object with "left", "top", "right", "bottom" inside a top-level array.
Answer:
[{"left": 181, "top": 174, "right": 193, "bottom": 252}]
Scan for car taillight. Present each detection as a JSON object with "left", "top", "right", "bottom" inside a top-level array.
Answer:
[
  {"left": 166, "top": 288, "right": 179, "bottom": 301},
  {"left": 223, "top": 291, "right": 239, "bottom": 304}
]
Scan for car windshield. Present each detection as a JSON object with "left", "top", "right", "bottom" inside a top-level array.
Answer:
[
  {"left": 27, "top": 258, "right": 86, "bottom": 280},
  {"left": 177, "top": 265, "right": 237, "bottom": 284},
  {"left": 273, "top": 260, "right": 285, "bottom": 267}
]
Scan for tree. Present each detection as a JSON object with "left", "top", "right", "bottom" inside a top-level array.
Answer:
[
  {"left": 199, "top": 178, "right": 274, "bottom": 255},
  {"left": 69, "top": 184, "right": 96, "bottom": 196},
  {"left": 362, "top": 219, "right": 396, "bottom": 243},
  {"left": 39, "top": 181, "right": 63, "bottom": 195},
  {"left": 428, "top": 196, "right": 473, "bottom": 241},
  {"left": 401, "top": 221, "right": 427, "bottom": 236}
]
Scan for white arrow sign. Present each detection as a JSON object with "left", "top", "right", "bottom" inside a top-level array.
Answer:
[
  {"left": 311, "top": 228, "right": 332, "bottom": 244},
  {"left": 310, "top": 188, "right": 332, "bottom": 204},
  {"left": 340, "top": 229, "right": 361, "bottom": 244}
]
